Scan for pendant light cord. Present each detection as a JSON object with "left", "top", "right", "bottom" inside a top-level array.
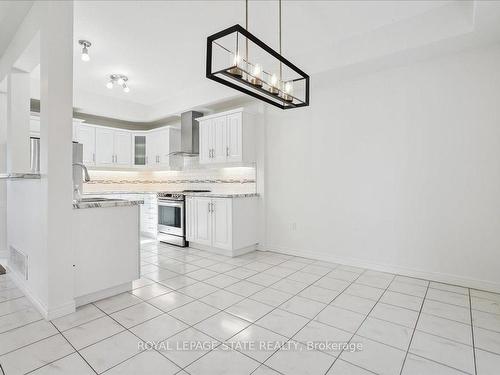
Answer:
[
  {"left": 245, "top": 0, "right": 249, "bottom": 61},
  {"left": 279, "top": 0, "right": 282, "bottom": 79}
]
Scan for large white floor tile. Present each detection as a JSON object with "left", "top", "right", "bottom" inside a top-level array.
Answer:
[
  {"left": 293, "top": 320, "right": 353, "bottom": 357},
  {"left": 195, "top": 311, "right": 250, "bottom": 341},
  {"left": 331, "top": 294, "right": 377, "bottom": 315},
  {"left": 357, "top": 317, "right": 412, "bottom": 350},
  {"left": 313, "top": 277, "right": 351, "bottom": 292},
  {"left": 130, "top": 313, "right": 188, "bottom": 343},
  {"left": 227, "top": 324, "right": 287, "bottom": 362},
  {"left": 205, "top": 274, "right": 240, "bottom": 288},
  {"left": 369, "top": 302, "right": 418, "bottom": 328},
  {"left": 472, "top": 296, "right": 500, "bottom": 315},
  {"left": 416, "top": 313, "right": 472, "bottom": 345},
  {"left": 344, "top": 283, "right": 385, "bottom": 301},
  {"left": 327, "top": 359, "right": 375, "bottom": 374},
  {"left": 340, "top": 335, "right": 406, "bottom": 375},
  {"left": 0, "top": 334, "right": 74, "bottom": 375},
  {"left": 421, "top": 300, "right": 471, "bottom": 324},
  {"left": 429, "top": 282, "right": 468, "bottom": 295},
  {"left": 280, "top": 295, "right": 327, "bottom": 319},
  {"left": 29, "top": 352, "right": 95, "bottom": 375},
  {"left": 0, "top": 297, "right": 32, "bottom": 316},
  {"left": 315, "top": 305, "right": 366, "bottom": 333},
  {"left": 63, "top": 315, "right": 124, "bottom": 350},
  {"left": 177, "top": 282, "right": 219, "bottom": 298},
  {"left": 0, "top": 306, "right": 42, "bottom": 334},
  {"left": 93, "top": 293, "right": 142, "bottom": 315},
  {"left": 161, "top": 327, "right": 219, "bottom": 368},
  {"left": 256, "top": 309, "right": 309, "bottom": 338},
  {"left": 475, "top": 348, "right": 500, "bottom": 375},
  {"left": 110, "top": 302, "right": 163, "bottom": 328},
  {"left": 426, "top": 288, "right": 469, "bottom": 308},
  {"left": 226, "top": 298, "right": 275, "bottom": 323},
  {"left": 169, "top": 300, "right": 219, "bottom": 325},
  {"left": 185, "top": 345, "right": 260, "bottom": 375},
  {"left": 271, "top": 278, "right": 309, "bottom": 294},
  {"left": 388, "top": 281, "right": 427, "bottom": 298},
  {"left": 224, "top": 280, "right": 264, "bottom": 297},
  {"left": 299, "top": 285, "right": 342, "bottom": 304},
  {"left": 265, "top": 340, "right": 335, "bottom": 375},
  {"left": 402, "top": 354, "right": 467, "bottom": 375},
  {"left": 473, "top": 309, "right": 500, "bottom": 332},
  {"left": 380, "top": 291, "right": 423, "bottom": 311},
  {"left": 251, "top": 288, "right": 293, "bottom": 307},
  {"left": 0, "top": 319, "right": 58, "bottom": 355},
  {"left": 79, "top": 330, "right": 143, "bottom": 373},
  {"left": 147, "top": 291, "right": 194, "bottom": 312},
  {"left": 409, "top": 330, "right": 474, "bottom": 374},
  {"left": 200, "top": 289, "right": 244, "bottom": 309},
  {"left": 105, "top": 350, "right": 180, "bottom": 375},
  {"left": 474, "top": 326, "right": 500, "bottom": 355},
  {"left": 131, "top": 283, "right": 171, "bottom": 300}
]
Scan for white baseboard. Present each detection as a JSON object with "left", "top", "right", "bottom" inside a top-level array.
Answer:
[
  {"left": 75, "top": 282, "right": 131, "bottom": 307},
  {"left": 190, "top": 242, "right": 257, "bottom": 257},
  {"left": 7, "top": 266, "right": 76, "bottom": 320},
  {"left": 262, "top": 244, "right": 500, "bottom": 294}
]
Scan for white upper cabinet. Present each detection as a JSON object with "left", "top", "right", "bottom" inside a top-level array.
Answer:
[
  {"left": 40, "top": 118, "right": 182, "bottom": 170},
  {"left": 197, "top": 108, "right": 255, "bottom": 165},
  {"left": 146, "top": 127, "right": 180, "bottom": 168},
  {"left": 95, "top": 128, "right": 115, "bottom": 166},
  {"left": 113, "top": 131, "right": 132, "bottom": 165},
  {"left": 77, "top": 124, "right": 96, "bottom": 165},
  {"left": 226, "top": 112, "right": 243, "bottom": 162},
  {"left": 95, "top": 127, "right": 131, "bottom": 167}
]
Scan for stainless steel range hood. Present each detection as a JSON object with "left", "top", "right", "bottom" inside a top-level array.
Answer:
[{"left": 169, "top": 111, "right": 203, "bottom": 157}]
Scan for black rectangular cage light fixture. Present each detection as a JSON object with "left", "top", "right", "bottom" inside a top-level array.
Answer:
[{"left": 206, "top": 24, "right": 310, "bottom": 110}]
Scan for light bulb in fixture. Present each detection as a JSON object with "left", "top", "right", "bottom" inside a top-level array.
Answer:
[
  {"left": 284, "top": 81, "right": 293, "bottom": 94},
  {"left": 123, "top": 85, "right": 130, "bottom": 93},
  {"left": 79, "top": 40, "right": 91, "bottom": 62},
  {"left": 227, "top": 52, "right": 243, "bottom": 77},
  {"left": 248, "top": 63, "right": 263, "bottom": 87},
  {"left": 81, "top": 48, "right": 90, "bottom": 62},
  {"left": 253, "top": 64, "right": 262, "bottom": 77},
  {"left": 106, "top": 81, "right": 113, "bottom": 89},
  {"left": 117, "top": 77, "right": 125, "bottom": 85},
  {"left": 268, "top": 74, "right": 279, "bottom": 95}
]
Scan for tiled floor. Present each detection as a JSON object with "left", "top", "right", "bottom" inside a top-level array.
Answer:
[{"left": 0, "top": 242, "right": 500, "bottom": 374}]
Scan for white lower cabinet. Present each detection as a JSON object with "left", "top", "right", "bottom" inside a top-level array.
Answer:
[{"left": 186, "top": 196, "right": 257, "bottom": 256}]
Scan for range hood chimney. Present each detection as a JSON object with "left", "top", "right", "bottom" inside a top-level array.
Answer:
[{"left": 169, "top": 111, "right": 203, "bottom": 157}]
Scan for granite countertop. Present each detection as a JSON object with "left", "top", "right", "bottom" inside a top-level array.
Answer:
[
  {"left": 73, "top": 198, "right": 144, "bottom": 209},
  {"left": 182, "top": 192, "right": 259, "bottom": 198},
  {"left": 0, "top": 173, "right": 41, "bottom": 180},
  {"left": 84, "top": 191, "right": 259, "bottom": 198}
]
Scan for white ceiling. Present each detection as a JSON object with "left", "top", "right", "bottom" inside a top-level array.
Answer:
[
  {"left": 9, "top": 1, "right": 500, "bottom": 121},
  {"left": 0, "top": 1, "right": 33, "bottom": 58}
]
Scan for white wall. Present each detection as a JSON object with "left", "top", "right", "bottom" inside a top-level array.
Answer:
[
  {"left": 0, "top": 92, "right": 6, "bottom": 258},
  {"left": 262, "top": 43, "right": 500, "bottom": 292}
]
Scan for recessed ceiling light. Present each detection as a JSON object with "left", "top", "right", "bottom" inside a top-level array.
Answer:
[
  {"left": 106, "top": 74, "right": 130, "bottom": 92},
  {"left": 78, "top": 40, "right": 91, "bottom": 62}
]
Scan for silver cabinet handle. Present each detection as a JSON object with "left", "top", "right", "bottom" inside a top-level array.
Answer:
[
  {"left": 226, "top": 147, "right": 229, "bottom": 157},
  {"left": 145, "top": 156, "right": 148, "bottom": 164},
  {"left": 212, "top": 202, "right": 215, "bottom": 212},
  {"left": 92, "top": 153, "right": 95, "bottom": 163},
  {"left": 208, "top": 202, "right": 211, "bottom": 213}
]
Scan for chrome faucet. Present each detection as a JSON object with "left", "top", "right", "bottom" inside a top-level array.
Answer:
[{"left": 72, "top": 162, "right": 90, "bottom": 182}]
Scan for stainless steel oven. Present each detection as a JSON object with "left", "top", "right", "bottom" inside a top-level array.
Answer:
[{"left": 157, "top": 193, "right": 186, "bottom": 247}]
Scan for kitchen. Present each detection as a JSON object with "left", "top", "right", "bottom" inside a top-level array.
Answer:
[{"left": 2, "top": 1, "right": 500, "bottom": 374}]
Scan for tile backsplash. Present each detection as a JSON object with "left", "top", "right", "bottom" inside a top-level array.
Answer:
[{"left": 83, "top": 167, "right": 256, "bottom": 194}]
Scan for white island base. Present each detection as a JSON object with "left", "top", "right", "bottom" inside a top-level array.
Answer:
[{"left": 72, "top": 203, "right": 140, "bottom": 307}]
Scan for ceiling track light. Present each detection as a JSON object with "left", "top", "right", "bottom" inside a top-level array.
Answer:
[
  {"left": 79, "top": 40, "right": 91, "bottom": 62},
  {"left": 106, "top": 74, "right": 130, "bottom": 93}
]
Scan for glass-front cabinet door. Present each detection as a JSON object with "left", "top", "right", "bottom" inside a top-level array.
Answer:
[{"left": 133, "top": 134, "right": 147, "bottom": 166}]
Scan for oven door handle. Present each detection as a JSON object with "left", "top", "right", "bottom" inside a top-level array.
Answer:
[{"left": 158, "top": 201, "right": 184, "bottom": 208}]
